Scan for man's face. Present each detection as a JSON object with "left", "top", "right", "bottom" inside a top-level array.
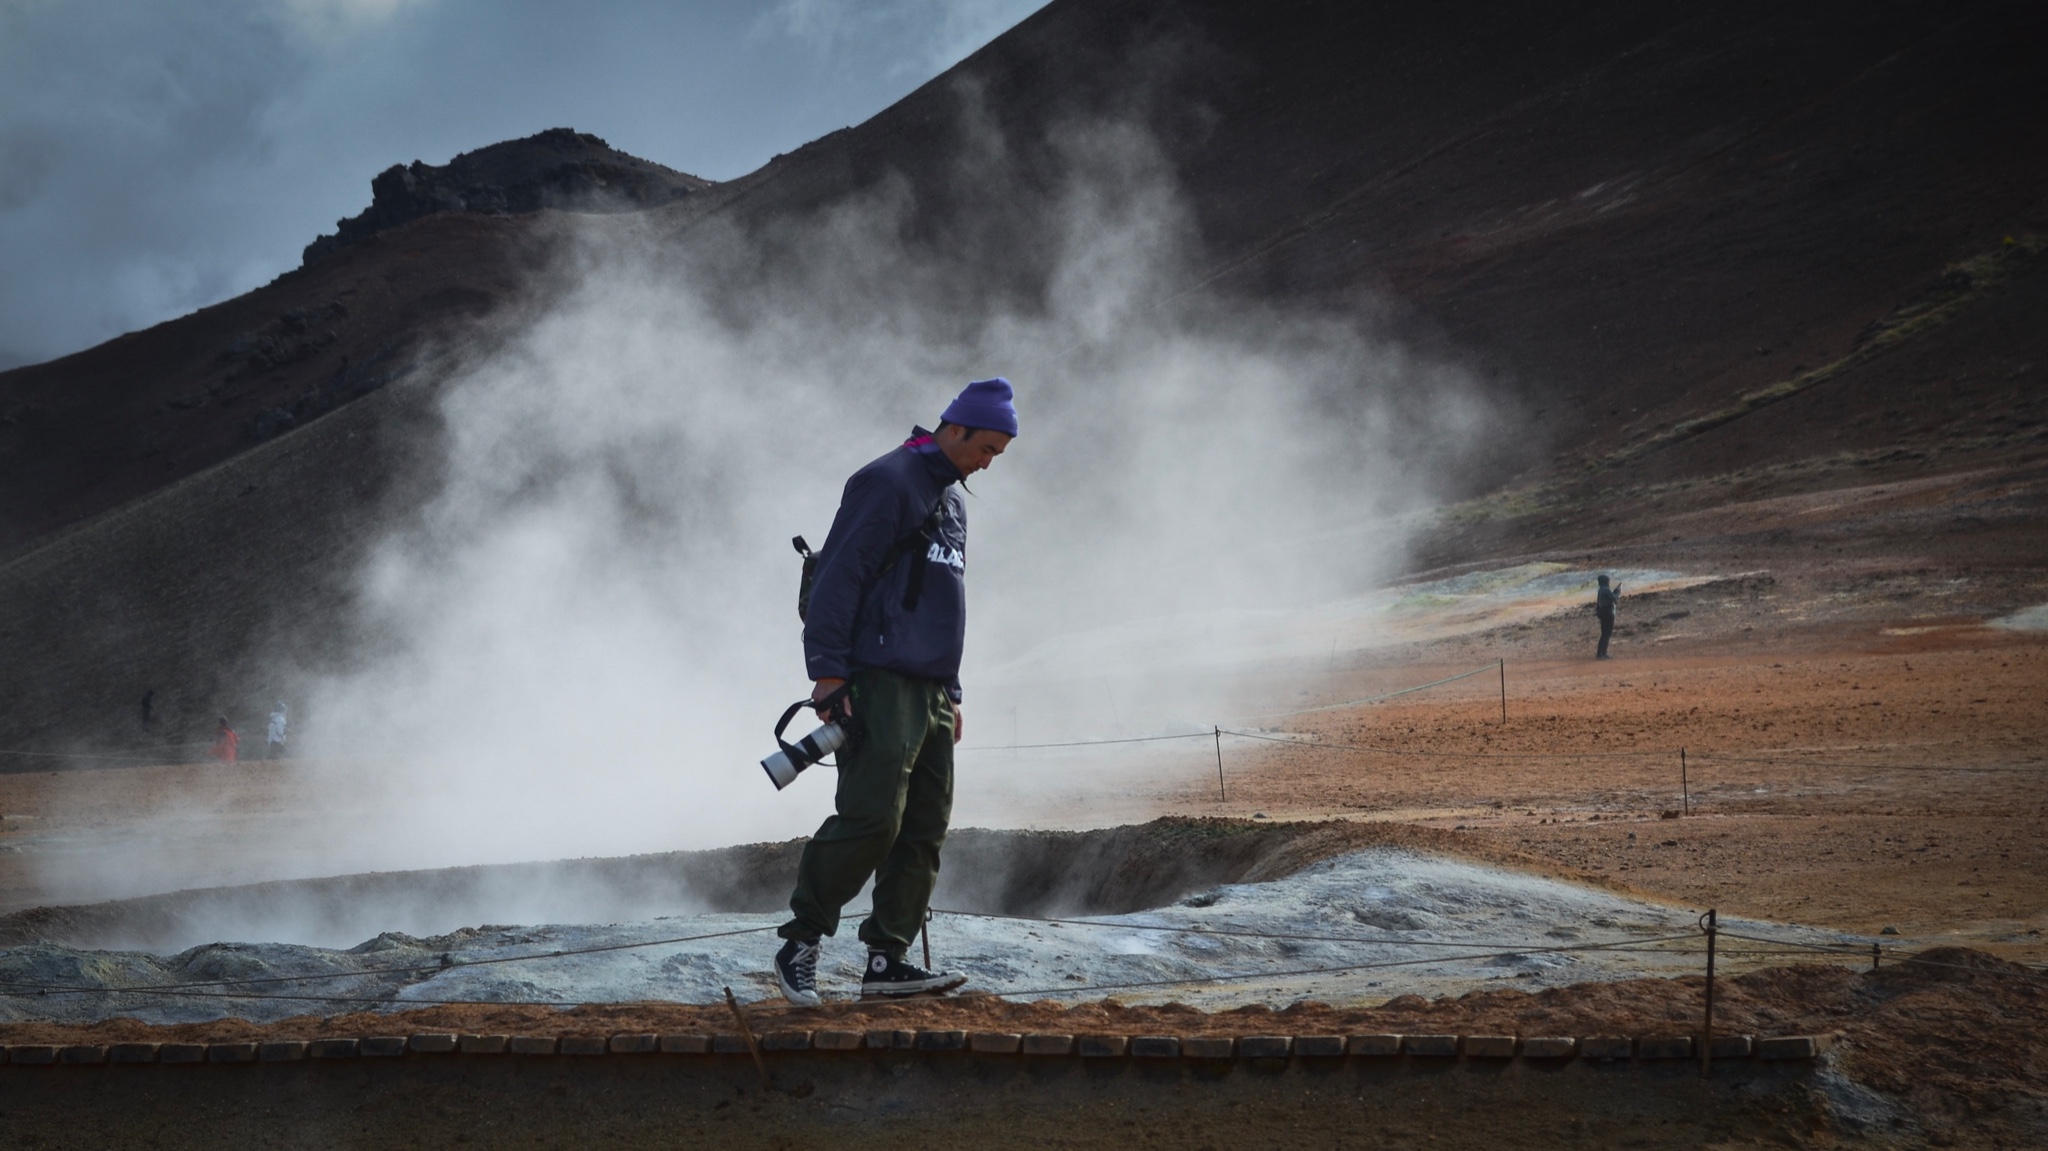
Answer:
[{"left": 937, "top": 425, "right": 1012, "bottom": 476}]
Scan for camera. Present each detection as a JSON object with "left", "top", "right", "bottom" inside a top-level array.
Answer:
[
  {"left": 761, "top": 720, "right": 846, "bottom": 790},
  {"left": 762, "top": 682, "right": 853, "bottom": 791}
]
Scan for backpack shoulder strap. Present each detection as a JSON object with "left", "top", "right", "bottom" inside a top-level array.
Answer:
[{"left": 883, "top": 493, "right": 948, "bottom": 612}]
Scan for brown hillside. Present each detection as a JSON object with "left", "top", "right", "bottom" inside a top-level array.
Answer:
[
  {"left": 0, "top": 129, "right": 725, "bottom": 558},
  {"left": 700, "top": 0, "right": 2045, "bottom": 476},
  {"left": 0, "top": 211, "right": 539, "bottom": 557},
  {"left": 1, "top": 0, "right": 2044, "bottom": 752}
]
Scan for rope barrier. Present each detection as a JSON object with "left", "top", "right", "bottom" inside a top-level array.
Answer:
[
  {"left": 964, "top": 661, "right": 1508, "bottom": 752},
  {"left": 964, "top": 726, "right": 2038, "bottom": 773},
  {"left": 1723, "top": 950, "right": 2048, "bottom": 982},
  {"left": 1160, "top": 727, "right": 2034, "bottom": 775},
  {"left": 21, "top": 929, "right": 2030, "bottom": 1010},
  {"left": 7, "top": 923, "right": 789, "bottom": 998},
  {"left": 8, "top": 661, "right": 2031, "bottom": 781},
  {"left": 1234, "top": 661, "right": 1504, "bottom": 722},
  {"left": 966, "top": 731, "right": 1213, "bottom": 752},
  {"left": 8, "top": 922, "right": 2034, "bottom": 1027},
  {"left": 1707, "top": 931, "right": 1884, "bottom": 956},
  {"left": 0, "top": 986, "right": 597, "bottom": 1007},
  {"left": 1713, "top": 929, "right": 2048, "bottom": 981},
  {"left": 958, "top": 660, "right": 2038, "bottom": 779},
  {"left": 1218, "top": 728, "right": 1666, "bottom": 760},
  {"left": 0, "top": 906, "right": 1700, "bottom": 1001},
  {"left": 4, "top": 891, "right": 2037, "bottom": 1014},
  {"left": 0, "top": 930, "right": 1706, "bottom": 1009},
  {"left": 795, "top": 932, "right": 1709, "bottom": 1008},
  {"left": 928, "top": 907, "right": 1701, "bottom": 953},
  {"left": 1685, "top": 752, "right": 2045, "bottom": 776}
]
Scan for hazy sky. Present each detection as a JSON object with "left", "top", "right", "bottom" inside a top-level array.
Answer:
[{"left": 0, "top": 0, "right": 1044, "bottom": 370}]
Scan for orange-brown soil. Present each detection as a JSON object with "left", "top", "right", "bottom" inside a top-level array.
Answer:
[
  {"left": 4, "top": 619, "right": 2043, "bottom": 1136},
  {"left": 1165, "top": 630, "right": 2048, "bottom": 959}
]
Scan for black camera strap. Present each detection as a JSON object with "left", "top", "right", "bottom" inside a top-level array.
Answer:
[{"left": 773, "top": 681, "right": 853, "bottom": 759}]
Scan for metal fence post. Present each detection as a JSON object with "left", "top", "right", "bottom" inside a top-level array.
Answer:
[
  {"left": 1699, "top": 909, "right": 1717, "bottom": 1079},
  {"left": 1213, "top": 726, "right": 1226, "bottom": 801}
]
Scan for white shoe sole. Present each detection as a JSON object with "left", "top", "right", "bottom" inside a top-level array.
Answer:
[{"left": 859, "top": 972, "right": 967, "bottom": 998}]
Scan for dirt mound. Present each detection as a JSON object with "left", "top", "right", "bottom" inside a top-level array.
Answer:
[
  {"left": 1869, "top": 945, "right": 2042, "bottom": 990},
  {"left": 0, "top": 817, "right": 1582, "bottom": 951}
]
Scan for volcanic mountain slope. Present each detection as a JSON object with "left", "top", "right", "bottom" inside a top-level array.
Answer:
[
  {"left": 693, "top": 0, "right": 2048, "bottom": 570},
  {"left": 0, "top": 129, "right": 727, "bottom": 558},
  {"left": 1, "top": 0, "right": 2044, "bottom": 752}
]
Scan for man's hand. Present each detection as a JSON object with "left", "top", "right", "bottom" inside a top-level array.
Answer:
[
  {"left": 812, "top": 678, "right": 849, "bottom": 723},
  {"left": 952, "top": 702, "right": 964, "bottom": 744}
]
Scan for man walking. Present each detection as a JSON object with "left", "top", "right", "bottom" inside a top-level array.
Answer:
[
  {"left": 1595, "top": 574, "right": 1621, "bottom": 660},
  {"left": 773, "top": 378, "right": 1017, "bottom": 1006}
]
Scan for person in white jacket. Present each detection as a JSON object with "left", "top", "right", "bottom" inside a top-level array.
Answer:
[{"left": 266, "top": 702, "right": 288, "bottom": 760}]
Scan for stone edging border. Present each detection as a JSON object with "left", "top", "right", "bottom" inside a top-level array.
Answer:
[{"left": 0, "top": 1032, "right": 1836, "bottom": 1066}]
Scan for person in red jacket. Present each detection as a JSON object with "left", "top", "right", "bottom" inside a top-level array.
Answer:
[{"left": 210, "top": 716, "right": 239, "bottom": 763}]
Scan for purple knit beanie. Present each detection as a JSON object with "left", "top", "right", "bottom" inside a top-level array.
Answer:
[{"left": 940, "top": 377, "right": 1019, "bottom": 437}]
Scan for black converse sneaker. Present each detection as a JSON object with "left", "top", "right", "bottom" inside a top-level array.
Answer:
[
  {"left": 859, "top": 950, "right": 967, "bottom": 998},
  {"left": 774, "top": 937, "right": 821, "bottom": 1007}
]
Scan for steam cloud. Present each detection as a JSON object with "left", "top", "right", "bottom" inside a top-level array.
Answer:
[
  {"left": 290, "top": 110, "right": 1498, "bottom": 880},
  {"left": 23, "top": 100, "right": 1499, "bottom": 940}
]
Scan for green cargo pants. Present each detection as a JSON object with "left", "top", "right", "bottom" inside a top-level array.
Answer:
[{"left": 780, "top": 666, "right": 956, "bottom": 957}]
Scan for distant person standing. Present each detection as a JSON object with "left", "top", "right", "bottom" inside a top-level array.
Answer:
[
  {"left": 1595, "top": 574, "right": 1622, "bottom": 660},
  {"left": 210, "top": 716, "right": 239, "bottom": 763},
  {"left": 139, "top": 689, "right": 155, "bottom": 733},
  {"left": 266, "top": 701, "right": 288, "bottom": 760}
]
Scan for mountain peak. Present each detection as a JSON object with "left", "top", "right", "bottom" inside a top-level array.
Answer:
[{"left": 302, "top": 127, "right": 713, "bottom": 265}]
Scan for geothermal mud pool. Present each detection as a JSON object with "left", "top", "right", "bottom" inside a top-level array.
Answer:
[{"left": 1, "top": 843, "right": 1862, "bottom": 1025}]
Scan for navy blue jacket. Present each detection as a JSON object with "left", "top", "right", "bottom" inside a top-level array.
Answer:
[{"left": 803, "top": 429, "right": 968, "bottom": 700}]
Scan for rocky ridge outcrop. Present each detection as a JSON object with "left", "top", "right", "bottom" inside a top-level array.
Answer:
[{"left": 302, "top": 128, "right": 712, "bottom": 265}]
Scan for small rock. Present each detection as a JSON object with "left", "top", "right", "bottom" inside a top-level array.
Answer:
[{"left": 1881, "top": 925, "right": 1900, "bottom": 935}]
